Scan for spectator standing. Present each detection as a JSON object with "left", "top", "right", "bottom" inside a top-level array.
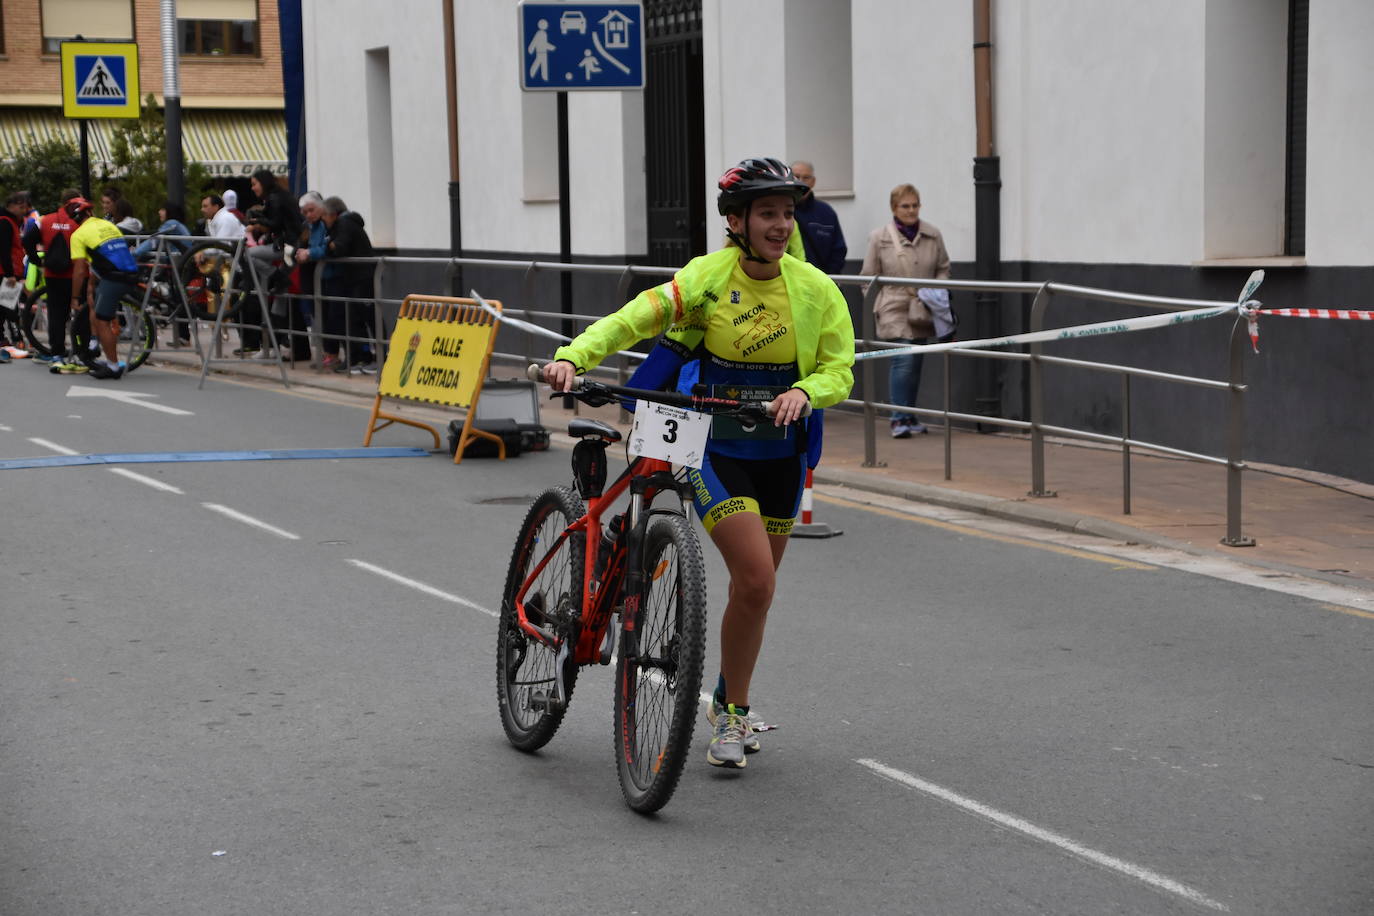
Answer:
[
  {"left": 789, "top": 160, "right": 848, "bottom": 274},
  {"left": 21, "top": 188, "right": 81, "bottom": 361},
  {"left": 319, "top": 196, "right": 376, "bottom": 373},
  {"left": 202, "top": 194, "right": 245, "bottom": 241},
  {"left": 0, "top": 192, "right": 28, "bottom": 359},
  {"left": 289, "top": 191, "right": 329, "bottom": 364},
  {"left": 133, "top": 201, "right": 193, "bottom": 260},
  {"left": 240, "top": 170, "right": 302, "bottom": 356},
  {"left": 861, "top": 183, "right": 950, "bottom": 437},
  {"left": 111, "top": 198, "right": 143, "bottom": 235},
  {"left": 99, "top": 187, "right": 122, "bottom": 220},
  {"left": 222, "top": 189, "right": 246, "bottom": 224}
]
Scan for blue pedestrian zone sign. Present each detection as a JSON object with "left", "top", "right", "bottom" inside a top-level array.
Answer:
[
  {"left": 74, "top": 55, "right": 128, "bottom": 104},
  {"left": 519, "top": 3, "right": 644, "bottom": 91}
]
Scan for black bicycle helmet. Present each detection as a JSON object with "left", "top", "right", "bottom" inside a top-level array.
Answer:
[{"left": 716, "top": 157, "right": 808, "bottom": 215}]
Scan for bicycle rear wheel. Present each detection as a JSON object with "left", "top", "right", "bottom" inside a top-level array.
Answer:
[
  {"left": 179, "top": 240, "right": 246, "bottom": 321},
  {"left": 614, "top": 513, "right": 707, "bottom": 813},
  {"left": 497, "top": 486, "right": 586, "bottom": 752}
]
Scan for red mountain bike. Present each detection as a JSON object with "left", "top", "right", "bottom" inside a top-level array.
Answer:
[{"left": 497, "top": 366, "right": 806, "bottom": 813}]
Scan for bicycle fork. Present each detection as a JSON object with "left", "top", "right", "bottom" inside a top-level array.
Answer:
[{"left": 617, "top": 471, "right": 692, "bottom": 666}]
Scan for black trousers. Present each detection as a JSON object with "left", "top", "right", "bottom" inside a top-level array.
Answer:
[{"left": 44, "top": 275, "right": 72, "bottom": 355}]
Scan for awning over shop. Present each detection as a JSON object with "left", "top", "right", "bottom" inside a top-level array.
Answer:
[{"left": 0, "top": 107, "right": 286, "bottom": 178}]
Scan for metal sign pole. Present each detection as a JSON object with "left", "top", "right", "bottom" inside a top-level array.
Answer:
[
  {"left": 79, "top": 119, "right": 91, "bottom": 200},
  {"left": 557, "top": 90, "right": 573, "bottom": 409}
]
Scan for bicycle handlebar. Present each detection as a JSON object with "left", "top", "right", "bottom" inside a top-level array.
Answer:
[{"left": 525, "top": 364, "right": 812, "bottom": 420}]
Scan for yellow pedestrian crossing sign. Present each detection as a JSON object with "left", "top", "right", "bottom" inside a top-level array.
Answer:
[{"left": 61, "top": 41, "right": 140, "bottom": 119}]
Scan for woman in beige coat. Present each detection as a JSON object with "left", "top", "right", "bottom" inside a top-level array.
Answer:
[{"left": 861, "top": 183, "right": 951, "bottom": 436}]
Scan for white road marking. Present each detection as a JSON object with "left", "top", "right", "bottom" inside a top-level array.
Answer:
[
  {"left": 856, "top": 758, "right": 1229, "bottom": 912},
  {"left": 0, "top": 424, "right": 11, "bottom": 431},
  {"left": 201, "top": 503, "right": 300, "bottom": 540},
  {"left": 108, "top": 467, "right": 184, "bottom": 494},
  {"left": 344, "top": 559, "right": 497, "bottom": 617},
  {"left": 66, "top": 385, "right": 194, "bottom": 416},
  {"left": 28, "top": 437, "right": 79, "bottom": 455}
]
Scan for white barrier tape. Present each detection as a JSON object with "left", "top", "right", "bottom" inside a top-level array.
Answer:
[
  {"left": 854, "top": 303, "right": 1241, "bottom": 362},
  {"left": 471, "top": 290, "right": 645, "bottom": 362}
]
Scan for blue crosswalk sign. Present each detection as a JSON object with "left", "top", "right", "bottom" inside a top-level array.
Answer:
[
  {"left": 74, "top": 55, "right": 128, "bottom": 105},
  {"left": 519, "top": 3, "right": 644, "bottom": 91}
]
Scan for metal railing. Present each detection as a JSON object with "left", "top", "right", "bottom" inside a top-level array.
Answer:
[{"left": 147, "top": 249, "right": 1253, "bottom": 545}]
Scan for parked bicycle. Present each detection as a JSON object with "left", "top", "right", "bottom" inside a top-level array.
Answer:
[{"left": 497, "top": 366, "right": 809, "bottom": 813}]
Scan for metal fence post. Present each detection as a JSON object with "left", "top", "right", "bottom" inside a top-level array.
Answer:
[
  {"left": 1222, "top": 320, "right": 1255, "bottom": 546},
  {"left": 943, "top": 352, "right": 953, "bottom": 480},
  {"left": 1121, "top": 374, "right": 1132, "bottom": 514},
  {"left": 860, "top": 277, "right": 884, "bottom": 468},
  {"left": 1027, "top": 283, "right": 1056, "bottom": 497},
  {"left": 372, "top": 257, "right": 388, "bottom": 364}
]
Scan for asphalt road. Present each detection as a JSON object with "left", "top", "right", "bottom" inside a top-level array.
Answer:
[{"left": 2, "top": 364, "right": 1370, "bottom": 915}]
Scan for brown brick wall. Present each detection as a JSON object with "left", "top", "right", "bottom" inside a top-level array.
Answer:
[{"left": 0, "top": 0, "right": 282, "bottom": 105}]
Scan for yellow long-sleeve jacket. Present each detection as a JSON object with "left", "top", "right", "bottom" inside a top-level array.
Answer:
[{"left": 554, "top": 246, "right": 855, "bottom": 408}]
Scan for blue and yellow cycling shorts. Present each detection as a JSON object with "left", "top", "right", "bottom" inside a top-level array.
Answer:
[{"left": 687, "top": 451, "right": 806, "bottom": 536}]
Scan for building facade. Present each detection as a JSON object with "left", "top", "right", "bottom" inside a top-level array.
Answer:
[
  {"left": 299, "top": 0, "right": 1372, "bottom": 482},
  {"left": 0, "top": 0, "right": 287, "bottom": 193}
]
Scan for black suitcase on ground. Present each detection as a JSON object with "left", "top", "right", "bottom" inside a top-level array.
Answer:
[{"left": 448, "top": 418, "right": 525, "bottom": 459}]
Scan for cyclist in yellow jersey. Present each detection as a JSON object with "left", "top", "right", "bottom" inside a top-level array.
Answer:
[
  {"left": 544, "top": 158, "right": 855, "bottom": 769},
  {"left": 67, "top": 197, "right": 140, "bottom": 379}
]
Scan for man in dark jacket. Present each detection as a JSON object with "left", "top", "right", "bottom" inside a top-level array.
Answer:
[
  {"left": 790, "top": 160, "right": 848, "bottom": 274},
  {"left": 320, "top": 196, "right": 377, "bottom": 372}
]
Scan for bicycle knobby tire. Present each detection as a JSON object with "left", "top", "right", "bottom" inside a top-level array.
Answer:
[
  {"left": 614, "top": 513, "right": 707, "bottom": 813},
  {"left": 496, "top": 486, "right": 586, "bottom": 751}
]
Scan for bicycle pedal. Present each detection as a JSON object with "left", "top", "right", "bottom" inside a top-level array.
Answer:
[{"left": 528, "top": 690, "right": 565, "bottom": 713}]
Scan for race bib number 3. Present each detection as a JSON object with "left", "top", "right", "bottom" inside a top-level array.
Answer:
[{"left": 629, "top": 402, "right": 710, "bottom": 469}]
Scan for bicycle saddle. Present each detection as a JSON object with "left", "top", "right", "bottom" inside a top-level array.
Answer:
[{"left": 568, "top": 419, "right": 621, "bottom": 442}]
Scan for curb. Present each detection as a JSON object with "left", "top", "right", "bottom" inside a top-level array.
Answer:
[{"left": 813, "top": 464, "right": 1367, "bottom": 590}]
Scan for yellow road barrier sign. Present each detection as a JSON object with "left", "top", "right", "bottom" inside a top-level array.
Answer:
[{"left": 365, "top": 295, "right": 509, "bottom": 463}]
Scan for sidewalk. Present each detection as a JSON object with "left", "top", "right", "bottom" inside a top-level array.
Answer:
[{"left": 137, "top": 345, "right": 1374, "bottom": 592}]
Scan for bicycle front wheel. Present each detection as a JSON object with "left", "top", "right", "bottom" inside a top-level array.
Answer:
[
  {"left": 497, "top": 486, "right": 586, "bottom": 752},
  {"left": 614, "top": 513, "right": 707, "bottom": 814}
]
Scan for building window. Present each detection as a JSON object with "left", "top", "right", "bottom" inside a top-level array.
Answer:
[
  {"left": 177, "top": 0, "right": 258, "bottom": 57},
  {"left": 41, "top": 0, "right": 135, "bottom": 53},
  {"left": 179, "top": 19, "right": 257, "bottom": 56}
]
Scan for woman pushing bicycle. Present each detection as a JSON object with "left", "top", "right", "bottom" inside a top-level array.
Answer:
[{"left": 542, "top": 157, "right": 855, "bottom": 769}]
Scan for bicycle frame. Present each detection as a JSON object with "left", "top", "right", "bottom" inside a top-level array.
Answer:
[{"left": 512, "top": 454, "right": 688, "bottom": 674}]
